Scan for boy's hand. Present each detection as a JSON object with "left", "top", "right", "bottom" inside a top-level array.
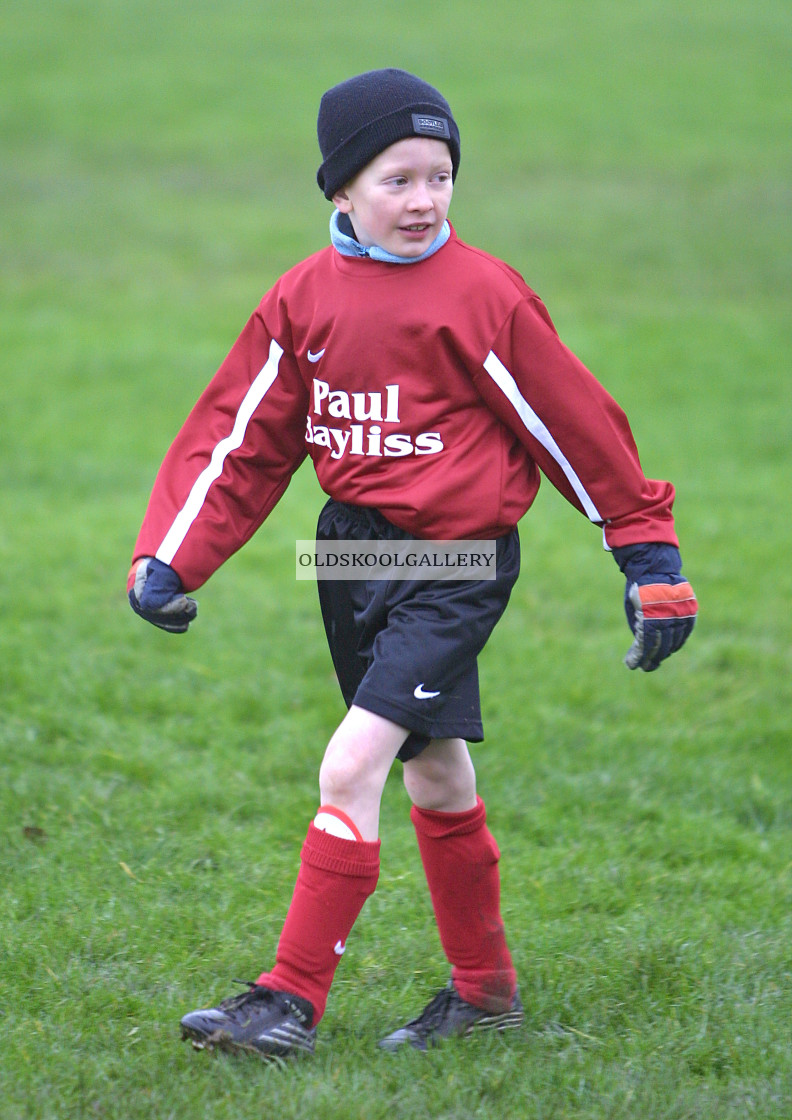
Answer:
[
  {"left": 128, "top": 557, "right": 198, "bottom": 633},
  {"left": 623, "top": 580, "right": 698, "bottom": 671},
  {"left": 612, "top": 543, "right": 697, "bottom": 672}
]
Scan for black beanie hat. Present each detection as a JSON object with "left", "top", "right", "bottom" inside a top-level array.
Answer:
[{"left": 316, "top": 68, "right": 460, "bottom": 200}]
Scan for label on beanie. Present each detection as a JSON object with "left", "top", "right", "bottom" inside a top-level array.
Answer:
[{"left": 411, "top": 113, "right": 451, "bottom": 140}]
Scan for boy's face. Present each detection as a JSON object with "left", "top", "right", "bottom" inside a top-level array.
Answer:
[{"left": 333, "top": 137, "right": 453, "bottom": 259}]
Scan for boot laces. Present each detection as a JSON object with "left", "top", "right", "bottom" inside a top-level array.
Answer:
[
  {"left": 217, "top": 980, "right": 276, "bottom": 1018},
  {"left": 409, "top": 984, "right": 461, "bottom": 1037}
]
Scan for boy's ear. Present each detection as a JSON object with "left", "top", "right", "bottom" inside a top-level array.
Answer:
[{"left": 332, "top": 188, "right": 352, "bottom": 213}]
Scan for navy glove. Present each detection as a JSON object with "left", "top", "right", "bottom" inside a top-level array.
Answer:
[
  {"left": 128, "top": 557, "right": 198, "bottom": 633},
  {"left": 612, "top": 543, "right": 697, "bottom": 672}
]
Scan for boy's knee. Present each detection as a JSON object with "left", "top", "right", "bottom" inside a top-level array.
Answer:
[
  {"left": 321, "top": 707, "right": 407, "bottom": 792},
  {"left": 319, "top": 750, "right": 364, "bottom": 801},
  {"left": 403, "top": 738, "right": 477, "bottom": 811}
]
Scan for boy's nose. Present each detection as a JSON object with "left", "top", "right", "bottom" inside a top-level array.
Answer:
[{"left": 408, "top": 183, "right": 433, "bottom": 211}]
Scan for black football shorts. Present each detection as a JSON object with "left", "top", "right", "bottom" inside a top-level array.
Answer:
[{"left": 315, "top": 500, "right": 520, "bottom": 761}]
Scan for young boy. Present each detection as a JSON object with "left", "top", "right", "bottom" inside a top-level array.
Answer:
[{"left": 128, "top": 68, "right": 697, "bottom": 1059}]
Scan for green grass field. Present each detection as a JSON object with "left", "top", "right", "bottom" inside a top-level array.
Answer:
[{"left": 2, "top": 1, "right": 790, "bottom": 1116}]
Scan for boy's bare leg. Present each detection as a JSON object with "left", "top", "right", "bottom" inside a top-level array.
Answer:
[
  {"left": 402, "top": 736, "right": 477, "bottom": 812},
  {"left": 319, "top": 704, "right": 409, "bottom": 839}
]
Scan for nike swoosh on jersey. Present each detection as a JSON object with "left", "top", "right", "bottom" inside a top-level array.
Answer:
[
  {"left": 413, "top": 683, "right": 441, "bottom": 699},
  {"left": 307, "top": 348, "right": 326, "bottom": 362},
  {"left": 334, "top": 940, "right": 346, "bottom": 956}
]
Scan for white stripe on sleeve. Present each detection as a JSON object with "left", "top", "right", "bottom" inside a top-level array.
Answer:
[
  {"left": 156, "top": 339, "right": 285, "bottom": 565},
  {"left": 483, "top": 349, "right": 603, "bottom": 523}
]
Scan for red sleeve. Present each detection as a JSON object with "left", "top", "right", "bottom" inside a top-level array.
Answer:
[
  {"left": 471, "top": 296, "right": 678, "bottom": 550},
  {"left": 131, "top": 301, "right": 309, "bottom": 590}
]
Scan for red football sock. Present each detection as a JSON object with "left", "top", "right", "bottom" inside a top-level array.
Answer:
[
  {"left": 255, "top": 822, "right": 380, "bottom": 1025},
  {"left": 411, "top": 796, "right": 517, "bottom": 1012}
]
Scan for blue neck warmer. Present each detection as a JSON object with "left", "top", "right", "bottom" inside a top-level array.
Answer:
[{"left": 330, "top": 209, "right": 450, "bottom": 264}]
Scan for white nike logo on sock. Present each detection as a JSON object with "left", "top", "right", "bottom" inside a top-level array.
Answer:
[{"left": 334, "top": 940, "right": 346, "bottom": 956}]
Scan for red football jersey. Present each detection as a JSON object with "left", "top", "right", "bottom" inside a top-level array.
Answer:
[{"left": 133, "top": 226, "right": 678, "bottom": 591}]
